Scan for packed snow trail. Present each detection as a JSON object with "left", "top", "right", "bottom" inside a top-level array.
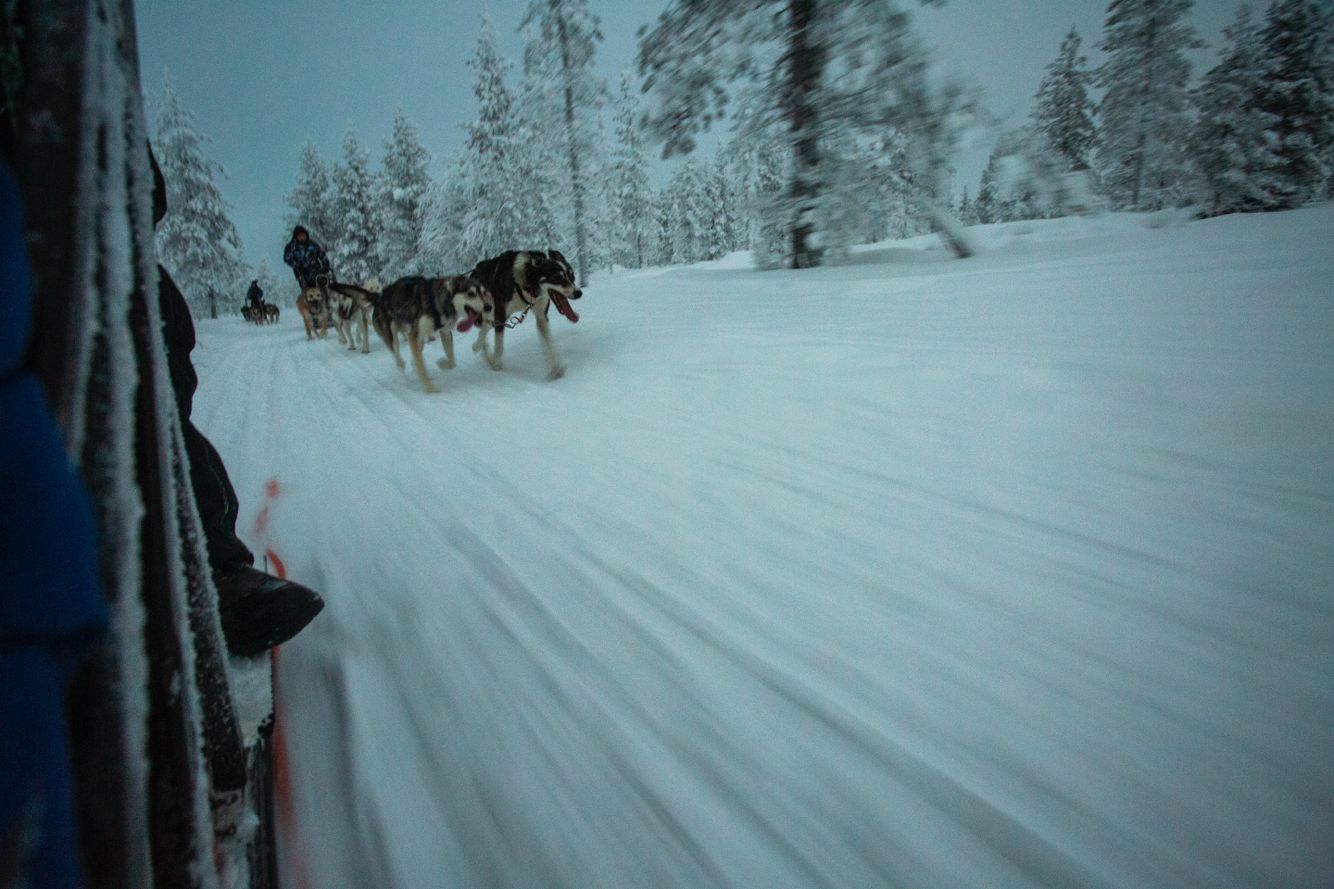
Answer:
[{"left": 194, "top": 209, "right": 1334, "bottom": 889}]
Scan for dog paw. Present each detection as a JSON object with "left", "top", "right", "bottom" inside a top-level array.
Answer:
[
  {"left": 437, "top": 358, "right": 456, "bottom": 370},
  {"left": 547, "top": 364, "right": 566, "bottom": 381},
  {"left": 472, "top": 341, "right": 485, "bottom": 354}
]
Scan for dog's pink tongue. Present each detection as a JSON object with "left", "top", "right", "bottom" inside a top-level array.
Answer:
[
  {"left": 550, "top": 292, "right": 579, "bottom": 323},
  {"left": 457, "top": 308, "right": 478, "bottom": 333}
]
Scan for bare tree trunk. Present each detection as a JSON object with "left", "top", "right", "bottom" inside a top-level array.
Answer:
[
  {"left": 787, "top": 0, "right": 824, "bottom": 269},
  {"left": 554, "top": 4, "right": 590, "bottom": 286}
]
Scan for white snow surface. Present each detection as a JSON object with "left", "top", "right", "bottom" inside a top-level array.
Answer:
[{"left": 193, "top": 208, "right": 1334, "bottom": 889}]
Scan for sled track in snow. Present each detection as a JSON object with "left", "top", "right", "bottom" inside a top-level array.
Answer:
[{"left": 195, "top": 210, "right": 1334, "bottom": 889}]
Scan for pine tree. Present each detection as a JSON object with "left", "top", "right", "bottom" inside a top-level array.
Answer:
[
  {"left": 1254, "top": 0, "right": 1334, "bottom": 207},
  {"left": 521, "top": 0, "right": 606, "bottom": 285},
  {"left": 1032, "top": 28, "right": 1098, "bottom": 173},
  {"left": 975, "top": 151, "right": 1002, "bottom": 224},
  {"left": 1094, "top": 0, "right": 1203, "bottom": 211},
  {"left": 452, "top": 13, "right": 531, "bottom": 267},
  {"left": 1193, "top": 5, "right": 1284, "bottom": 214},
  {"left": 638, "top": 0, "right": 960, "bottom": 269},
  {"left": 958, "top": 187, "right": 977, "bottom": 226},
  {"left": 609, "top": 68, "right": 655, "bottom": 268},
  {"left": 152, "top": 73, "right": 245, "bottom": 319},
  {"left": 380, "top": 107, "right": 432, "bottom": 278},
  {"left": 329, "top": 129, "right": 383, "bottom": 283},
  {"left": 288, "top": 141, "right": 337, "bottom": 248},
  {"left": 663, "top": 159, "right": 710, "bottom": 264}
]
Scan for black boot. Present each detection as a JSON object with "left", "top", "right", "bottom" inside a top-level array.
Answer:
[{"left": 214, "top": 566, "right": 324, "bottom": 657}]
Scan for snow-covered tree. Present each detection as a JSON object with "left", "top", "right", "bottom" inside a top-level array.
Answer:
[
  {"left": 609, "top": 68, "right": 655, "bottom": 268},
  {"left": 1193, "top": 5, "right": 1284, "bottom": 214},
  {"left": 287, "top": 141, "right": 338, "bottom": 248},
  {"left": 449, "top": 13, "right": 532, "bottom": 268},
  {"left": 661, "top": 158, "right": 713, "bottom": 264},
  {"left": 1094, "top": 0, "right": 1203, "bottom": 211},
  {"left": 1254, "top": 0, "right": 1334, "bottom": 208},
  {"left": 520, "top": 0, "right": 606, "bottom": 285},
  {"left": 380, "top": 107, "right": 432, "bottom": 278},
  {"left": 1032, "top": 28, "right": 1098, "bottom": 173},
  {"left": 638, "top": 0, "right": 964, "bottom": 269},
  {"left": 152, "top": 74, "right": 245, "bottom": 319},
  {"left": 329, "top": 129, "right": 383, "bottom": 283},
  {"left": 958, "top": 187, "right": 977, "bottom": 226}
]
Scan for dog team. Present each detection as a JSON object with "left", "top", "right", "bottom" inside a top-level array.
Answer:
[{"left": 282, "top": 225, "right": 582, "bottom": 392}]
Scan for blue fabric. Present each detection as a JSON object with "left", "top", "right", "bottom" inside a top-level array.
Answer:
[
  {"left": 283, "top": 237, "right": 331, "bottom": 287},
  {"left": 0, "top": 166, "right": 32, "bottom": 377},
  {"left": 0, "top": 162, "right": 106, "bottom": 889}
]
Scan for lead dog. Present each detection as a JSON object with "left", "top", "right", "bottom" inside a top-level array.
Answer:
[
  {"left": 296, "top": 275, "right": 332, "bottom": 340},
  {"left": 468, "top": 250, "right": 581, "bottom": 380},
  {"left": 372, "top": 275, "right": 494, "bottom": 393}
]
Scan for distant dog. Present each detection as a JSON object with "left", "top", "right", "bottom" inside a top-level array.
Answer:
[
  {"left": 327, "top": 279, "right": 380, "bottom": 354},
  {"left": 468, "top": 250, "right": 581, "bottom": 380},
  {"left": 263, "top": 302, "right": 280, "bottom": 324},
  {"left": 372, "top": 275, "right": 494, "bottom": 392},
  {"left": 296, "top": 275, "right": 332, "bottom": 340}
]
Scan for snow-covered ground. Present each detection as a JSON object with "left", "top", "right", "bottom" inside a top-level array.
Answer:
[{"left": 194, "top": 209, "right": 1334, "bottom": 889}]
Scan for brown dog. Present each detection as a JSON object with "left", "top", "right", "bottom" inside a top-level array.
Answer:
[{"left": 296, "top": 280, "right": 331, "bottom": 340}]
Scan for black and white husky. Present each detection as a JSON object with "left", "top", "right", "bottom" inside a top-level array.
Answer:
[
  {"left": 468, "top": 250, "right": 582, "bottom": 380},
  {"left": 327, "top": 278, "right": 380, "bottom": 354},
  {"left": 371, "top": 275, "right": 494, "bottom": 393}
]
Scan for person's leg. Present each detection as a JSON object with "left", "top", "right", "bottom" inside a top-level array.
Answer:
[{"left": 158, "top": 264, "right": 322, "bottom": 656}]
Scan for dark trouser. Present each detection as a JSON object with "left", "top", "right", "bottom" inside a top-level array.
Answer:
[{"left": 158, "top": 266, "right": 254, "bottom": 579}]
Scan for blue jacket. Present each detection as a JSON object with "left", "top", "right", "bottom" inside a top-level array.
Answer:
[
  {"left": 283, "top": 237, "right": 331, "bottom": 288},
  {"left": 0, "top": 164, "right": 107, "bottom": 889}
]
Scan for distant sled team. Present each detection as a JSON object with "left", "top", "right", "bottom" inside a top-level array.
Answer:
[{"left": 280, "top": 224, "right": 584, "bottom": 392}]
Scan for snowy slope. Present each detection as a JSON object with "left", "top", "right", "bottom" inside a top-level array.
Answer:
[{"left": 193, "top": 208, "right": 1334, "bottom": 889}]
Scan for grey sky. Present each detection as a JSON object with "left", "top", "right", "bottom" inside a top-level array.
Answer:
[{"left": 135, "top": 1, "right": 1238, "bottom": 275}]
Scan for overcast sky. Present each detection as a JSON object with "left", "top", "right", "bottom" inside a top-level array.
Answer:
[{"left": 135, "top": 0, "right": 1238, "bottom": 273}]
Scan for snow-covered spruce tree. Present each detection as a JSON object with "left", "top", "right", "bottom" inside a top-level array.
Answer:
[
  {"left": 513, "top": 48, "right": 563, "bottom": 248},
  {"left": 609, "top": 68, "right": 655, "bottom": 268},
  {"left": 451, "top": 14, "right": 532, "bottom": 268},
  {"left": 1254, "top": 0, "right": 1334, "bottom": 208},
  {"left": 1094, "top": 0, "right": 1203, "bottom": 211},
  {"left": 638, "top": 0, "right": 962, "bottom": 269},
  {"left": 520, "top": 0, "right": 606, "bottom": 285},
  {"left": 662, "top": 158, "right": 713, "bottom": 263},
  {"left": 329, "top": 129, "right": 383, "bottom": 283},
  {"left": 288, "top": 141, "right": 338, "bottom": 249},
  {"left": 152, "top": 74, "right": 245, "bottom": 319},
  {"left": 421, "top": 153, "right": 472, "bottom": 272},
  {"left": 1193, "top": 5, "right": 1283, "bottom": 214},
  {"left": 1032, "top": 28, "right": 1098, "bottom": 173},
  {"left": 380, "top": 107, "right": 432, "bottom": 278},
  {"left": 720, "top": 122, "right": 791, "bottom": 267}
]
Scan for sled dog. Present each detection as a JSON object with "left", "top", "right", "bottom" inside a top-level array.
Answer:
[
  {"left": 467, "top": 250, "right": 581, "bottom": 380},
  {"left": 372, "top": 275, "right": 494, "bottom": 393}
]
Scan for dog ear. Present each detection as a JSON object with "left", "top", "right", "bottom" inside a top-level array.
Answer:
[{"left": 549, "top": 250, "right": 566, "bottom": 264}]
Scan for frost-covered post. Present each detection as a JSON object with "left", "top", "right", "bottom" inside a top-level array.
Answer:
[{"left": 12, "top": 2, "right": 252, "bottom": 887}]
